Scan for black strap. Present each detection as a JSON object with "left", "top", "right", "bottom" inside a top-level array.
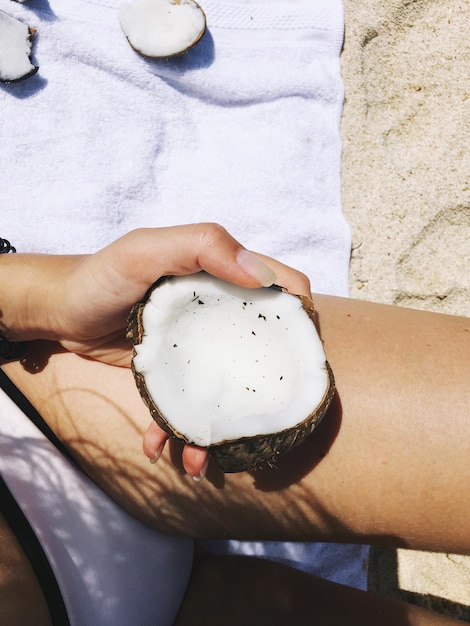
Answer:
[
  {"left": 0, "top": 370, "right": 71, "bottom": 625},
  {"left": 0, "top": 237, "right": 16, "bottom": 254},
  {"left": 0, "top": 476, "right": 71, "bottom": 625},
  {"left": 0, "top": 369, "right": 78, "bottom": 468},
  {"left": 0, "top": 238, "right": 30, "bottom": 361}
]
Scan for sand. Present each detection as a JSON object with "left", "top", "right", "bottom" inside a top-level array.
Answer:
[{"left": 340, "top": 0, "right": 470, "bottom": 620}]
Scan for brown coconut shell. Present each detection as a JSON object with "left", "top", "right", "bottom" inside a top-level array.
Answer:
[{"left": 127, "top": 278, "right": 335, "bottom": 473}]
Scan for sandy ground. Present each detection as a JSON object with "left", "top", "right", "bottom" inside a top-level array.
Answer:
[{"left": 340, "top": 0, "right": 470, "bottom": 620}]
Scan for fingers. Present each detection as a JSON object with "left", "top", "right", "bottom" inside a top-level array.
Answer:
[
  {"left": 101, "top": 223, "right": 271, "bottom": 293},
  {"left": 143, "top": 421, "right": 168, "bottom": 463},
  {"left": 182, "top": 445, "right": 209, "bottom": 481},
  {"left": 254, "top": 253, "right": 311, "bottom": 297},
  {"left": 143, "top": 421, "right": 210, "bottom": 479},
  {"left": 100, "top": 222, "right": 309, "bottom": 300},
  {"left": 63, "top": 223, "right": 310, "bottom": 347}
]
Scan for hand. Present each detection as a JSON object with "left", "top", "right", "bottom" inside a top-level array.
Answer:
[{"left": 41, "top": 223, "right": 311, "bottom": 478}]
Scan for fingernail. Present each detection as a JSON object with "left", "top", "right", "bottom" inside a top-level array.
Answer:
[
  {"left": 192, "top": 458, "right": 209, "bottom": 482},
  {"left": 236, "top": 249, "right": 277, "bottom": 287},
  {"left": 149, "top": 444, "right": 165, "bottom": 465}
]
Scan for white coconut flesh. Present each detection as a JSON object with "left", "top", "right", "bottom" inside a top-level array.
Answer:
[
  {"left": 119, "top": 0, "right": 206, "bottom": 58},
  {"left": 0, "top": 11, "right": 37, "bottom": 83},
  {"left": 131, "top": 274, "right": 332, "bottom": 451}
]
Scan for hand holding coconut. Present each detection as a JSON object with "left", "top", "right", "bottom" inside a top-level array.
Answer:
[
  {"left": 1, "top": 223, "right": 314, "bottom": 478},
  {"left": 130, "top": 274, "right": 334, "bottom": 474}
]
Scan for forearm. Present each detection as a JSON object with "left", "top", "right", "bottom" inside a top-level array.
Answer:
[{"left": 0, "top": 254, "right": 78, "bottom": 342}]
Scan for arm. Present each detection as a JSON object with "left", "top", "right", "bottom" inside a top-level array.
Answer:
[
  {"left": 0, "top": 224, "right": 290, "bottom": 352},
  {"left": 0, "top": 223, "right": 309, "bottom": 478}
]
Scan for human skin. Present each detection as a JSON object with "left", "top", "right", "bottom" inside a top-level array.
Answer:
[
  {"left": 0, "top": 223, "right": 304, "bottom": 479},
  {"left": 176, "top": 553, "right": 463, "bottom": 626},
  {"left": 1, "top": 224, "right": 469, "bottom": 623},
  {"left": 3, "top": 291, "right": 469, "bottom": 552},
  {"left": 0, "top": 512, "right": 53, "bottom": 626}
]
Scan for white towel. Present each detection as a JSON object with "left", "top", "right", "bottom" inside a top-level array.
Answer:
[
  {"left": 1, "top": 0, "right": 367, "bottom": 591},
  {"left": 1, "top": 0, "right": 350, "bottom": 295}
]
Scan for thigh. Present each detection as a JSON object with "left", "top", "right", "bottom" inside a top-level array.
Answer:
[
  {"left": 2, "top": 296, "right": 470, "bottom": 552},
  {"left": 176, "top": 553, "right": 462, "bottom": 626}
]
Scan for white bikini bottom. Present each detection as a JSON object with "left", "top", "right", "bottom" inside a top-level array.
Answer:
[{"left": 0, "top": 376, "right": 193, "bottom": 626}]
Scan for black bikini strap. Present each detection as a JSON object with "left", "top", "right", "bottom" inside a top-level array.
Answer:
[
  {"left": 0, "top": 476, "right": 71, "bottom": 626},
  {"left": 0, "top": 369, "right": 78, "bottom": 468}
]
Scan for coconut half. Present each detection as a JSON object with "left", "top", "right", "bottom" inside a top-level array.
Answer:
[
  {"left": 0, "top": 10, "right": 38, "bottom": 83},
  {"left": 127, "top": 273, "right": 335, "bottom": 473},
  {"left": 119, "top": 0, "right": 206, "bottom": 59}
]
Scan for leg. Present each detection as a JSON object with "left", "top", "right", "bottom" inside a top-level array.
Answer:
[
  {"left": 0, "top": 511, "right": 52, "bottom": 626},
  {"left": 176, "top": 553, "right": 463, "bottom": 625},
  {"left": 2, "top": 296, "right": 469, "bottom": 552}
]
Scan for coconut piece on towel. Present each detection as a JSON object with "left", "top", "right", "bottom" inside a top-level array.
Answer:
[
  {"left": 0, "top": 10, "right": 37, "bottom": 83},
  {"left": 119, "top": 0, "right": 206, "bottom": 58},
  {"left": 127, "top": 273, "right": 335, "bottom": 473}
]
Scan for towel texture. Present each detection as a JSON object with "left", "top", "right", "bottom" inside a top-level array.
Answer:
[
  {"left": 1, "top": 0, "right": 350, "bottom": 295},
  {"left": 1, "top": 0, "right": 367, "bottom": 593}
]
